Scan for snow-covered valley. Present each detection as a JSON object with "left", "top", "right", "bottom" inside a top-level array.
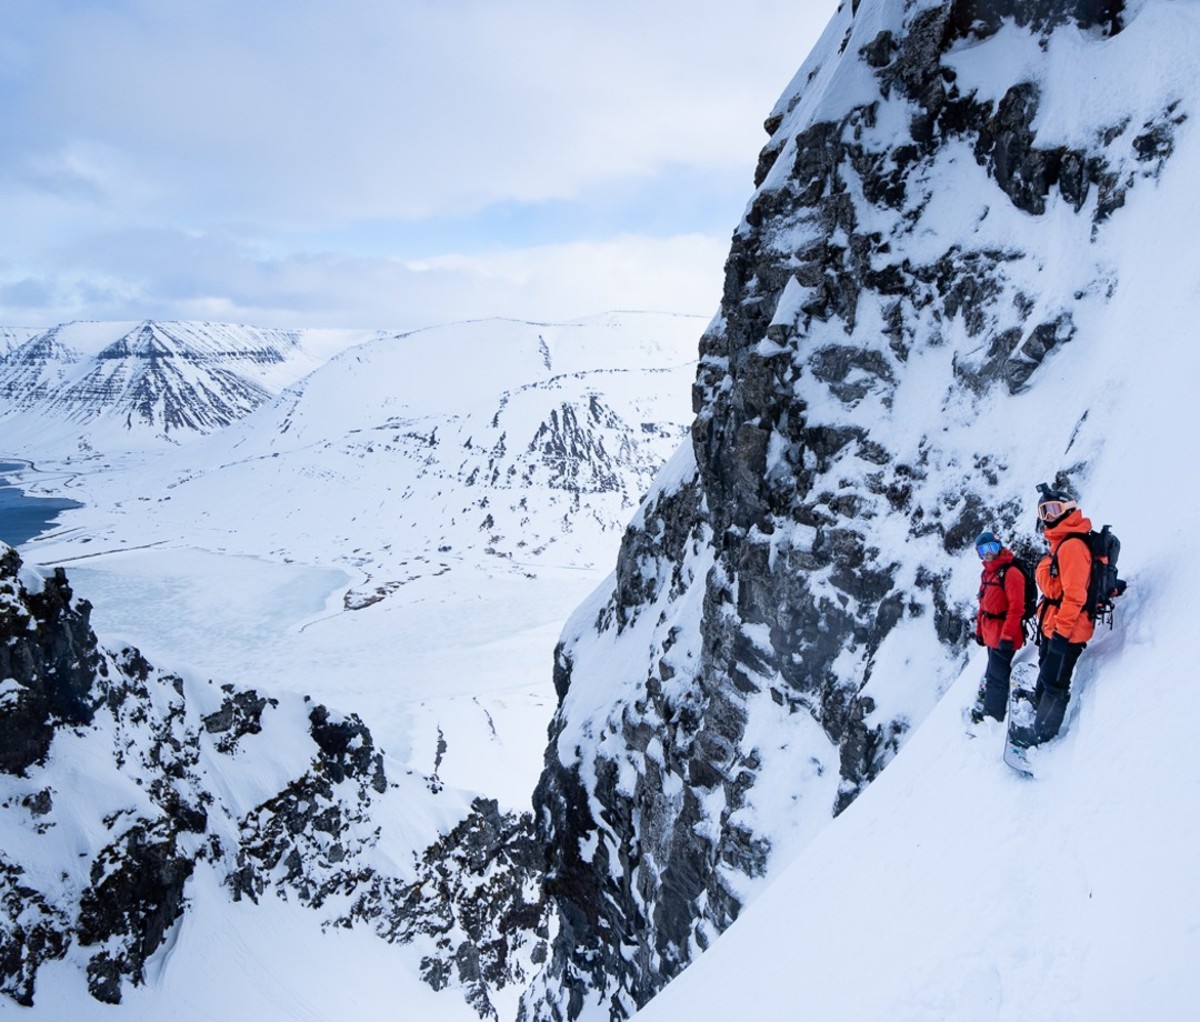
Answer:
[
  {"left": 3, "top": 312, "right": 702, "bottom": 807},
  {"left": 0, "top": 312, "right": 701, "bottom": 1017}
]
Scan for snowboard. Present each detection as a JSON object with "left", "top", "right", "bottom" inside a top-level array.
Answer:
[{"left": 1003, "top": 662, "right": 1038, "bottom": 776}]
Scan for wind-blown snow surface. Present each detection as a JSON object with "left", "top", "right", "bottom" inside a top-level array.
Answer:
[{"left": 619, "top": 3, "right": 1200, "bottom": 1019}]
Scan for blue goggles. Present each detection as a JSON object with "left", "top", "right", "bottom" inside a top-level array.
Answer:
[{"left": 976, "top": 540, "right": 1001, "bottom": 559}]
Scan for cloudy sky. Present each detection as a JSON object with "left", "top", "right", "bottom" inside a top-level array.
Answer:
[{"left": 0, "top": 0, "right": 839, "bottom": 331}]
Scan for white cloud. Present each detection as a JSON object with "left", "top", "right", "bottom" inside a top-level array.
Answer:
[
  {"left": 0, "top": 0, "right": 840, "bottom": 327},
  {"left": 0, "top": 227, "right": 730, "bottom": 330}
]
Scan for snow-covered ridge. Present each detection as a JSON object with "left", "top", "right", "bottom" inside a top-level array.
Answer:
[
  {"left": 0, "top": 327, "right": 40, "bottom": 358},
  {"left": 0, "top": 320, "right": 383, "bottom": 449},
  {"left": 521, "top": 1, "right": 1200, "bottom": 1018}
]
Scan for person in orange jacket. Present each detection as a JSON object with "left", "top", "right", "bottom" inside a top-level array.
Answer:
[
  {"left": 970, "top": 531, "right": 1028, "bottom": 723},
  {"left": 1032, "top": 484, "right": 1094, "bottom": 744}
]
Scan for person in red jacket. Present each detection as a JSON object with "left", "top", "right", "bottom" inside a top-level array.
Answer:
[
  {"left": 1031, "top": 484, "right": 1095, "bottom": 743},
  {"left": 970, "top": 531, "right": 1029, "bottom": 723}
]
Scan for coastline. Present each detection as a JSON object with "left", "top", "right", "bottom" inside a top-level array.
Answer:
[{"left": 0, "top": 457, "right": 84, "bottom": 547}]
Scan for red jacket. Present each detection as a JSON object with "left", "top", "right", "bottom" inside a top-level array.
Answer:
[
  {"left": 976, "top": 548, "right": 1027, "bottom": 649},
  {"left": 1037, "top": 509, "right": 1095, "bottom": 644}
]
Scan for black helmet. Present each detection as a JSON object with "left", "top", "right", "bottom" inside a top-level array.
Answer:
[{"left": 1036, "top": 482, "right": 1077, "bottom": 526}]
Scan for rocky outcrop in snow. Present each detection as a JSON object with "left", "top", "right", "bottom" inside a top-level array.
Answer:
[
  {"left": 0, "top": 544, "right": 547, "bottom": 1014},
  {"left": 522, "top": 1, "right": 1184, "bottom": 1017}
]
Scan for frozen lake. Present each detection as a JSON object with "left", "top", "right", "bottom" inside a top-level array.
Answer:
[
  {"left": 54, "top": 542, "right": 582, "bottom": 809},
  {"left": 63, "top": 548, "right": 352, "bottom": 686}
]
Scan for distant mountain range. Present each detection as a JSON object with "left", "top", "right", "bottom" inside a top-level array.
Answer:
[
  {"left": 3, "top": 313, "right": 703, "bottom": 579},
  {"left": 0, "top": 320, "right": 380, "bottom": 449}
]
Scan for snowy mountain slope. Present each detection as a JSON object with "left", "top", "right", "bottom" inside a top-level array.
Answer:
[
  {"left": 631, "top": 32, "right": 1200, "bottom": 1010},
  {"left": 633, "top": 598, "right": 1194, "bottom": 1021},
  {"left": 0, "top": 327, "right": 40, "bottom": 360},
  {"left": 519, "top": 1, "right": 1200, "bottom": 1018},
  {"left": 0, "top": 330, "right": 89, "bottom": 409},
  {"left": 0, "top": 543, "right": 551, "bottom": 1018},
  {"left": 0, "top": 320, "right": 378, "bottom": 450}
]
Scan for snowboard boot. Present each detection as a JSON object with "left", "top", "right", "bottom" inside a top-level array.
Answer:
[
  {"left": 968, "top": 681, "right": 987, "bottom": 724},
  {"left": 1007, "top": 689, "right": 1038, "bottom": 749}
]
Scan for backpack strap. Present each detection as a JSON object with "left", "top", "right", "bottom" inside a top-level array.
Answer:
[
  {"left": 1049, "top": 532, "right": 1091, "bottom": 577},
  {"left": 1032, "top": 598, "right": 1050, "bottom": 641},
  {"left": 979, "top": 561, "right": 1010, "bottom": 616},
  {"left": 1048, "top": 531, "right": 1098, "bottom": 624}
]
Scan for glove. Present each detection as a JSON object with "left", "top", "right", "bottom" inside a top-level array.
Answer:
[
  {"left": 973, "top": 632, "right": 984, "bottom": 646},
  {"left": 998, "top": 639, "right": 1014, "bottom": 654},
  {"left": 1047, "top": 633, "right": 1070, "bottom": 657}
]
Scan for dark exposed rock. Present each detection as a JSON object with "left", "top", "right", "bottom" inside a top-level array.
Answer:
[
  {"left": 77, "top": 821, "right": 195, "bottom": 1004},
  {"left": 0, "top": 552, "right": 100, "bottom": 775},
  {"left": 0, "top": 860, "right": 71, "bottom": 1006},
  {"left": 861, "top": 30, "right": 895, "bottom": 69},
  {"left": 202, "top": 686, "right": 277, "bottom": 753},
  {"left": 948, "top": 0, "right": 1125, "bottom": 38},
  {"left": 408, "top": 799, "right": 549, "bottom": 1018},
  {"left": 309, "top": 705, "right": 388, "bottom": 793},
  {"left": 610, "top": 470, "right": 705, "bottom": 633},
  {"left": 974, "top": 83, "right": 1060, "bottom": 216},
  {"left": 1006, "top": 313, "right": 1078, "bottom": 391}
]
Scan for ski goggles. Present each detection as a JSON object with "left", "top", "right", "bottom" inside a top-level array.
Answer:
[
  {"left": 1037, "top": 498, "right": 1077, "bottom": 522},
  {"left": 976, "top": 539, "right": 1001, "bottom": 559}
]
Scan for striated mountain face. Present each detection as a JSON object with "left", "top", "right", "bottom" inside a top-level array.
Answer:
[
  {"left": 0, "top": 543, "right": 548, "bottom": 1015},
  {"left": 68, "top": 322, "right": 274, "bottom": 434},
  {"left": 0, "top": 329, "right": 38, "bottom": 363},
  {"left": 521, "top": 1, "right": 1185, "bottom": 1018},
  {"left": 0, "top": 320, "right": 331, "bottom": 445},
  {"left": 0, "top": 333, "right": 84, "bottom": 408}
]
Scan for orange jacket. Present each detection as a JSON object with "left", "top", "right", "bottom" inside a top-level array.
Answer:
[
  {"left": 1036, "top": 509, "right": 1095, "bottom": 644},
  {"left": 976, "top": 548, "right": 1027, "bottom": 649}
]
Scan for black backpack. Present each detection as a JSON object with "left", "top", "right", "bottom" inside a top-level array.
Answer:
[
  {"left": 996, "top": 556, "right": 1038, "bottom": 639},
  {"left": 1050, "top": 525, "right": 1127, "bottom": 627}
]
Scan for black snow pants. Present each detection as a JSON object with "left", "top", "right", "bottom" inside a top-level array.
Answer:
[
  {"left": 981, "top": 644, "right": 1016, "bottom": 722},
  {"left": 1033, "top": 635, "right": 1086, "bottom": 744}
]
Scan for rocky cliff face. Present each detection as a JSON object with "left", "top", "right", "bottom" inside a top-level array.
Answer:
[
  {"left": 522, "top": 1, "right": 1183, "bottom": 1017},
  {"left": 0, "top": 543, "right": 547, "bottom": 1015}
]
